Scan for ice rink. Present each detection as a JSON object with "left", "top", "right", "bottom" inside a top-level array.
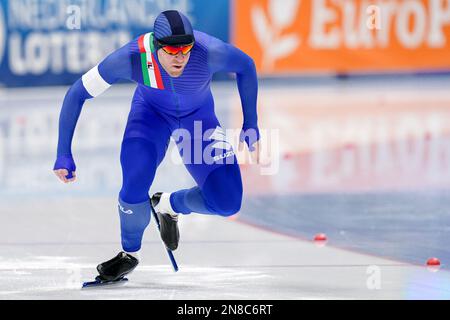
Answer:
[{"left": 1, "top": 77, "right": 450, "bottom": 299}]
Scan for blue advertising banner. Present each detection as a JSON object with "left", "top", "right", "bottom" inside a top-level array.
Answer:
[{"left": 0, "top": 0, "right": 229, "bottom": 87}]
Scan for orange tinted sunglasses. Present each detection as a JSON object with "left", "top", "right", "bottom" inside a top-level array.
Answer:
[{"left": 160, "top": 43, "right": 194, "bottom": 55}]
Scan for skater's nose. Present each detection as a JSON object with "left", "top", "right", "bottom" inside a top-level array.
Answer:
[{"left": 173, "top": 52, "right": 185, "bottom": 62}]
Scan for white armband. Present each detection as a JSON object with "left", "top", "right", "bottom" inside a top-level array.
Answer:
[{"left": 82, "top": 65, "right": 111, "bottom": 97}]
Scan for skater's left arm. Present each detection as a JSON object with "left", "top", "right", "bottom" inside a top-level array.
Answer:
[{"left": 208, "top": 37, "right": 260, "bottom": 163}]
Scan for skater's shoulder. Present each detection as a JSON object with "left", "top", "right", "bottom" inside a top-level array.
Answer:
[
  {"left": 193, "top": 30, "right": 228, "bottom": 50},
  {"left": 128, "top": 35, "right": 145, "bottom": 55}
]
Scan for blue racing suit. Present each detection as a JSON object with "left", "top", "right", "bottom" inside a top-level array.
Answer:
[{"left": 54, "top": 30, "right": 259, "bottom": 252}]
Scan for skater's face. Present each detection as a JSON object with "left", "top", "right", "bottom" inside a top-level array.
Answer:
[{"left": 157, "top": 46, "right": 191, "bottom": 78}]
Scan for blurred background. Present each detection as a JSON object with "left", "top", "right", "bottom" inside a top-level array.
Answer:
[{"left": 1, "top": 0, "right": 450, "bottom": 298}]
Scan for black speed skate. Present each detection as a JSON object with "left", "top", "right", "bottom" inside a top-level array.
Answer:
[
  {"left": 151, "top": 193, "right": 180, "bottom": 251},
  {"left": 97, "top": 252, "right": 139, "bottom": 281},
  {"left": 82, "top": 252, "right": 138, "bottom": 289}
]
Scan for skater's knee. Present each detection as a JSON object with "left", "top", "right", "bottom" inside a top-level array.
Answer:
[
  {"left": 212, "top": 198, "right": 242, "bottom": 217},
  {"left": 120, "top": 138, "right": 159, "bottom": 203},
  {"left": 202, "top": 165, "right": 243, "bottom": 216},
  {"left": 119, "top": 189, "right": 148, "bottom": 204},
  {"left": 208, "top": 187, "right": 242, "bottom": 216}
]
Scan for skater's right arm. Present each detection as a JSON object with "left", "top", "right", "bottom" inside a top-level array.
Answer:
[{"left": 53, "top": 44, "right": 132, "bottom": 183}]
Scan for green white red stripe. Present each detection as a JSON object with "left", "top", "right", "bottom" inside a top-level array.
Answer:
[{"left": 138, "top": 33, "right": 164, "bottom": 90}]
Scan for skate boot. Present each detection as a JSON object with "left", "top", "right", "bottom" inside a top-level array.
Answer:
[
  {"left": 96, "top": 252, "right": 139, "bottom": 281},
  {"left": 151, "top": 192, "right": 180, "bottom": 251}
]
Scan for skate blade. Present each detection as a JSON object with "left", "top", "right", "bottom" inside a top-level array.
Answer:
[{"left": 81, "top": 277, "right": 128, "bottom": 289}]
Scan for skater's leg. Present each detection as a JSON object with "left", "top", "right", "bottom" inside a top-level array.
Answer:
[
  {"left": 118, "top": 138, "right": 158, "bottom": 252},
  {"left": 118, "top": 105, "right": 172, "bottom": 253},
  {"left": 94, "top": 103, "right": 173, "bottom": 280},
  {"left": 95, "top": 137, "right": 165, "bottom": 281}
]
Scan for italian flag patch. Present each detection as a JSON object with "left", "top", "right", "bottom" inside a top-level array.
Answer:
[{"left": 138, "top": 33, "right": 164, "bottom": 90}]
